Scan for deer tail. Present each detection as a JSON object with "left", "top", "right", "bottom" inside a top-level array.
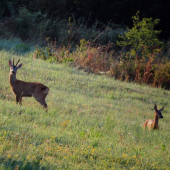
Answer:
[{"left": 41, "top": 86, "right": 49, "bottom": 95}]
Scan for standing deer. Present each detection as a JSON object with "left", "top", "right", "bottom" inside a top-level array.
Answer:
[
  {"left": 9, "top": 58, "right": 49, "bottom": 108},
  {"left": 143, "top": 104, "right": 164, "bottom": 130}
]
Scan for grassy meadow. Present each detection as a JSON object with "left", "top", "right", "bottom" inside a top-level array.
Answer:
[{"left": 0, "top": 39, "right": 170, "bottom": 169}]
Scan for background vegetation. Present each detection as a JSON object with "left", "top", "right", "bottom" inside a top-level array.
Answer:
[
  {"left": 1, "top": 1, "right": 170, "bottom": 89},
  {"left": 0, "top": 0, "right": 169, "bottom": 39}
]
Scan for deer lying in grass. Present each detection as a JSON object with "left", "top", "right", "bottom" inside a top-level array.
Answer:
[
  {"left": 9, "top": 58, "right": 49, "bottom": 108},
  {"left": 143, "top": 105, "right": 164, "bottom": 130}
]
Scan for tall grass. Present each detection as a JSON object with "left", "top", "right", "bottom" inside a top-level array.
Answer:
[{"left": 0, "top": 45, "right": 170, "bottom": 169}]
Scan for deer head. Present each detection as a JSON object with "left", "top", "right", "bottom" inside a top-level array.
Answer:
[
  {"left": 9, "top": 58, "right": 22, "bottom": 74},
  {"left": 154, "top": 104, "right": 164, "bottom": 119}
]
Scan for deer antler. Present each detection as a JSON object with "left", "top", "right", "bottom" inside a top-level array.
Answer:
[{"left": 16, "top": 59, "right": 20, "bottom": 66}]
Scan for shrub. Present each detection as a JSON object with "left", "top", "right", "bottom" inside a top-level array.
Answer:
[
  {"left": 154, "top": 62, "right": 170, "bottom": 89},
  {"left": 117, "top": 11, "right": 163, "bottom": 61},
  {"left": 72, "top": 40, "right": 118, "bottom": 73},
  {"left": 33, "top": 39, "right": 72, "bottom": 62}
]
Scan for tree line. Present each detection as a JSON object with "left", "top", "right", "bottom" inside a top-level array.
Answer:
[{"left": 0, "top": 0, "right": 169, "bottom": 40}]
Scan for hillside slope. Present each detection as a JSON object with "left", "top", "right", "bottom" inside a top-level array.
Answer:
[{"left": 0, "top": 49, "right": 170, "bottom": 169}]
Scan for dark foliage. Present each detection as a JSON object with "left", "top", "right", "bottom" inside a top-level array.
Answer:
[{"left": 0, "top": 0, "right": 169, "bottom": 40}]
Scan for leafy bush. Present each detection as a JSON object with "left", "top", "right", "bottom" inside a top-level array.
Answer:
[
  {"left": 33, "top": 38, "right": 119, "bottom": 74},
  {"left": 117, "top": 11, "right": 163, "bottom": 61},
  {"left": 72, "top": 40, "right": 119, "bottom": 73},
  {"left": 33, "top": 39, "right": 73, "bottom": 62},
  {"left": 154, "top": 62, "right": 170, "bottom": 89}
]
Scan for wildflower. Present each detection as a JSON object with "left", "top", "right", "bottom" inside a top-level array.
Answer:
[
  {"left": 132, "top": 155, "right": 136, "bottom": 159},
  {"left": 15, "top": 154, "right": 19, "bottom": 158},
  {"left": 7, "top": 154, "right": 11, "bottom": 159},
  {"left": 27, "top": 155, "right": 30, "bottom": 159},
  {"left": 123, "top": 153, "right": 128, "bottom": 157}
]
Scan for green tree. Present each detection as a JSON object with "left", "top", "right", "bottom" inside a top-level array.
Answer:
[{"left": 117, "top": 11, "right": 163, "bottom": 60}]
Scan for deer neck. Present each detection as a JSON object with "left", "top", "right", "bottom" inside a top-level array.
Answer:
[
  {"left": 9, "top": 73, "right": 17, "bottom": 86},
  {"left": 153, "top": 112, "right": 159, "bottom": 129}
]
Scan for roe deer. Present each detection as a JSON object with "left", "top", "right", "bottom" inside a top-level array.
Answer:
[
  {"left": 143, "top": 104, "right": 164, "bottom": 130},
  {"left": 9, "top": 58, "right": 49, "bottom": 108}
]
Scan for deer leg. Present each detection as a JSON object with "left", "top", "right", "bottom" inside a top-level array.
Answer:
[
  {"left": 19, "top": 96, "right": 22, "bottom": 104},
  {"left": 16, "top": 95, "right": 19, "bottom": 103},
  {"left": 37, "top": 98, "right": 47, "bottom": 108},
  {"left": 16, "top": 95, "right": 20, "bottom": 104},
  {"left": 42, "top": 95, "right": 48, "bottom": 111},
  {"left": 16, "top": 94, "right": 22, "bottom": 105},
  {"left": 33, "top": 95, "right": 48, "bottom": 108},
  {"left": 33, "top": 87, "right": 48, "bottom": 109}
]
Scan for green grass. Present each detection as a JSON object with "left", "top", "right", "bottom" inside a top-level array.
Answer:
[{"left": 0, "top": 44, "right": 170, "bottom": 169}]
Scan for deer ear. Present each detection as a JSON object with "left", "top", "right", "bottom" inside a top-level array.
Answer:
[
  {"left": 17, "top": 63, "right": 22, "bottom": 69},
  {"left": 9, "top": 60, "right": 12, "bottom": 67},
  {"left": 160, "top": 107, "right": 164, "bottom": 111},
  {"left": 154, "top": 104, "right": 157, "bottom": 110}
]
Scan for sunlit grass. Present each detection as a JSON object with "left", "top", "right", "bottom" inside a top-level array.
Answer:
[{"left": 0, "top": 47, "right": 170, "bottom": 169}]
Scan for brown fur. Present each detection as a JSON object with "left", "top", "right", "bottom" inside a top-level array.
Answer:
[
  {"left": 9, "top": 58, "right": 49, "bottom": 108},
  {"left": 143, "top": 105, "right": 164, "bottom": 130}
]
